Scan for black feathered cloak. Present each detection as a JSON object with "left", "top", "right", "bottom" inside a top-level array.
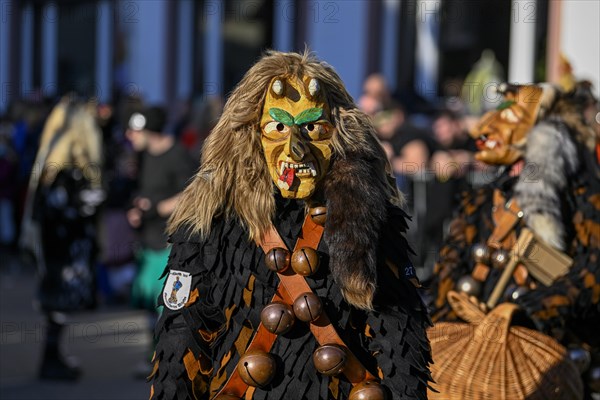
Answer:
[{"left": 150, "top": 195, "right": 432, "bottom": 399}]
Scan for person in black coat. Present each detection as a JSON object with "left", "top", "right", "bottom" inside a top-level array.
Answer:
[{"left": 23, "top": 98, "right": 105, "bottom": 380}]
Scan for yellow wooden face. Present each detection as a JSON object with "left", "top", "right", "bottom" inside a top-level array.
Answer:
[
  {"left": 260, "top": 76, "right": 334, "bottom": 199},
  {"left": 470, "top": 85, "right": 543, "bottom": 165}
]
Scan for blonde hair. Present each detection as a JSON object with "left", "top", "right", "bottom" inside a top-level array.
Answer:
[
  {"left": 37, "top": 98, "right": 103, "bottom": 188},
  {"left": 169, "top": 50, "right": 401, "bottom": 240}
]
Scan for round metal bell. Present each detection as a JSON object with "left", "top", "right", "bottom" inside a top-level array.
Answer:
[
  {"left": 567, "top": 347, "right": 591, "bottom": 373},
  {"left": 471, "top": 243, "right": 490, "bottom": 264},
  {"left": 587, "top": 365, "right": 600, "bottom": 393},
  {"left": 309, "top": 206, "right": 327, "bottom": 225},
  {"left": 456, "top": 275, "right": 481, "bottom": 296},
  {"left": 507, "top": 285, "right": 529, "bottom": 301},
  {"left": 264, "top": 247, "right": 291, "bottom": 272},
  {"left": 313, "top": 344, "right": 347, "bottom": 376},
  {"left": 260, "top": 302, "right": 295, "bottom": 335},
  {"left": 291, "top": 247, "right": 320, "bottom": 276},
  {"left": 293, "top": 292, "right": 323, "bottom": 322},
  {"left": 491, "top": 249, "right": 510, "bottom": 269},
  {"left": 237, "top": 349, "right": 276, "bottom": 387},
  {"left": 349, "top": 381, "right": 387, "bottom": 400}
]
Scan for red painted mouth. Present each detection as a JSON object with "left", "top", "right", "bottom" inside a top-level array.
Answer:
[
  {"left": 279, "top": 167, "right": 295, "bottom": 189},
  {"left": 476, "top": 134, "right": 502, "bottom": 151}
]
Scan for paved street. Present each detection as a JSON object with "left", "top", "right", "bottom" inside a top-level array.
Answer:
[{"left": 1, "top": 255, "right": 152, "bottom": 400}]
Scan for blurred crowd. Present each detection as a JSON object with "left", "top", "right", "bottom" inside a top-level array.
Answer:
[
  {"left": 0, "top": 94, "right": 226, "bottom": 286},
  {"left": 358, "top": 72, "right": 496, "bottom": 280},
  {"left": 0, "top": 94, "right": 223, "bottom": 298},
  {"left": 0, "top": 51, "right": 562, "bottom": 380},
  {"left": 0, "top": 77, "right": 492, "bottom": 288},
  {"left": 0, "top": 92, "right": 223, "bottom": 379},
  {"left": 0, "top": 57, "right": 507, "bottom": 303}
]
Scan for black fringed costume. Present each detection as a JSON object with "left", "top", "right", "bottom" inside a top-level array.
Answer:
[{"left": 152, "top": 196, "right": 431, "bottom": 399}]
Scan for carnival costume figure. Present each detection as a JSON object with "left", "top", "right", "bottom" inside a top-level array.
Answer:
[
  {"left": 21, "top": 98, "right": 105, "bottom": 380},
  {"left": 150, "top": 51, "right": 432, "bottom": 400},
  {"left": 429, "top": 82, "right": 600, "bottom": 399}
]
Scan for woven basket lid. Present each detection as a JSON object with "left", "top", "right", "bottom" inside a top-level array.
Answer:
[{"left": 427, "top": 291, "right": 583, "bottom": 400}]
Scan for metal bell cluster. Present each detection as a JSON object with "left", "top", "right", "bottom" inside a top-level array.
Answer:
[
  {"left": 264, "top": 246, "right": 321, "bottom": 276},
  {"left": 471, "top": 243, "right": 510, "bottom": 269},
  {"left": 244, "top": 205, "right": 385, "bottom": 397},
  {"left": 461, "top": 243, "right": 523, "bottom": 300},
  {"left": 471, "top": 243, "right": 490, "bottom": 264},
  {"left": 248, "top": 206, "right": 330, "bottom": 389},
  {"left": 312, "top": 346, "right": 388, "bottom": 399}
]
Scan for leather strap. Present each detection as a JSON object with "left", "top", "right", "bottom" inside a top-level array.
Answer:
[
  {"left": 487, "top": 190, "right": 523, "bottom": 249},
  {"left": 213, "top": 291, "right": 287, "bottom": 398},
  {"left": 214, "top": 214, "right": 375, "bottom": 399},
  {"left": 488, "top": 190, "right": 528, "bottom": 286},
  {"left": 263, "top": 215, "right": 377, "bottom": 385}
]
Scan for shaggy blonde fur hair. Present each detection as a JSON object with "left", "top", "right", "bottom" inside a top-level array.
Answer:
[
  {"left": 37, "top": 98, "right": 103, "bottom": 188},
  {"left": 169, "top": 50, "right": 402, "bottom": 243}
]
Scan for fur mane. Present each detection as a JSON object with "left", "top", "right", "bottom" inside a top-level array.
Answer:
[{"left": 515, "top": 83, "right": 597, "bottom": 250}]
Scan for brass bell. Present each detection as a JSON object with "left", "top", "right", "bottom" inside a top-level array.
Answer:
[
  {"left": 456, "top": 275, "right": 481, "bottom": 296},
  {"left": 506, "top": 285, "right": 529, "bottom": 301},
  {"left": 313, "top": 344, "right": 347, "bottom": 376},
  {"left": 264, "top": 247, "right": 291, "bottom": 272},
  {"left": 260, "top": 302, "right": 295, "bottom": 335},
  {"left": 237, "top": 349, "right": 276, "bottom": 387},
  {"left": 567, "top": 347, "right": 591, "bottom": 373},
  {"left": 471, "top": 243, "right": 490, "bottom": 264},
  {"left": 291, "top": 247, "right": 320, "bottom": 276},
  {"left": 349, "top": 381, "right": 387, "bottom": 400},
  {"left": 491, "top": 249, "right": 509, "bottom": 269},
  {"left": 293, "top": 292, "right": 323, "bottom": 322},
  {"left": 309, "top": 206, "right": 327, "bottom": 225}
]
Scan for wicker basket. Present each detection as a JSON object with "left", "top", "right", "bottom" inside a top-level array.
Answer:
[{"left": 427, "top": 291, "right": 583, "bottom": 399}]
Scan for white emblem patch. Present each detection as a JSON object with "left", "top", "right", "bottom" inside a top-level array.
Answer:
[{"left": 163, "top": 270, "right": 192, "bottom": 310}]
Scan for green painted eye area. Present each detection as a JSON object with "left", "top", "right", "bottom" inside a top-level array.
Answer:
[
  {"left": 496, "top": 100, "right": 516, "bottom": 111},
  {"left": 269, "top": 107, "right": 324, "bottom": 126}
]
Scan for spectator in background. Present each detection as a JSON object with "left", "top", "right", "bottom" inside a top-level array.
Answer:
[
  {"left": 389, "top": 105, "right": 437, "bottom": 176},
  {"left": 363, "top": 73, "right": 394, "bottom": 109},
  {"left": 177, "top": 96, "right": 223, "bottom": 156},
  {"left": 417, "top": 110, "right": 478, "bottom": 283},
  {"left": 430, "top": 109, "right": 476, "bottom": 181},
  {"left": 359, "top": 74, "right": 404, "bottom": 158},
  {"left": 359, "top": 74, "right": 437, "bottom": 183},
  {"left": 21, "top": 98, "right": 105, "bottom": 380},
  {"left": 125, "top": 106, "right": 196, "bottom": 376},
  {"left": 96, "top": 102, "right": 139, "bottom": 303}
]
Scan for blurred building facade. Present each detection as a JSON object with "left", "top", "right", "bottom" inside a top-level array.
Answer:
[{"left": 1, "top": 0, "right": 598, "bottom": 114}]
